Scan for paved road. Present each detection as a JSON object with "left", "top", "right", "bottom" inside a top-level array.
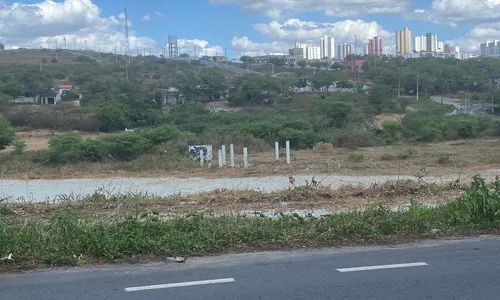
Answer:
[
  {"left": 2, "top": 236, "right": 500, "bottom": 299},
  {"left": 430, "top": 96, "right": 499, "bottom": 119},
  {"left": 198, "top": 59, "right": 261, "bottom": 74}
]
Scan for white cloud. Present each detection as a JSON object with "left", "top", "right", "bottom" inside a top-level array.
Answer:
[
  {"left": 0, "top": 0, "right": 220, "bottom": 58},
  {"left": 141, "top": 14, "right": 151, "bottom": 21},
  {"left": 446, "top": 22, "right": 500, "bottom": 52},
  {"left": 154, "top": 10, "right": 167, "bottom": 19},
  {"left": 210, "top": 0, "right": 409, "bottom": 19},
  {"left": 178, "top": 39, "right": 224, "bottom": 57},
  {"left": 231, "top": 36, "right": 290, "bottom": 56},
  {"left": 253, "top": 19, "right": 391, "bottom": 48},
  {"left": 410, "top": 0, "right": 500, "bottom": 27}
]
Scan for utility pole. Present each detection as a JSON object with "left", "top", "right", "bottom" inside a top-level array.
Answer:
[
  {"left": 465, "top": 75, "right": 471, "bottom": 115},
  {"left": 63, "top": 36, "right": 66, "bottom": 49},
  {"left": 398, "top": 76, "right": 401, "bottom": 99},
  {"left": 124, "top": 7, "right": 130, "bottom": 80},
  {"left": 354, "top": 35, "right": 357, "bottom": 56},
  {"left": 148, "top": 43, "right": 151, "bottom": 56},
  {"left": 194, "top": 46, "right": 197, "bottom": 59},
  {"left": 224, "top": 47, "right": 227, "bottom": 69},
  {"left": 114, "top": 47, "right": 117, "bottom": 65},
  {"left": 84, "top": 40, "right": 87, "bottom": 51},
  {"left": 416, "top": 74, "right": 419, "bottom": 100},
  {"left": 55, "top": 40, "right": 58, "bottom": 60}
]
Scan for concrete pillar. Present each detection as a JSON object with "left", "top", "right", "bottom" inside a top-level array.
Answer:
[
  {"left": 286, "top": 140, "right": 291, "bottom": 164},
  {"left": 275, "top": 141, "right": 279, "bottom": 161},
  {"left": 243, "top": 147, "right": 248, "bottom": 169},
  {"left": 221, "top": 145, "right": 226, "bottom": 166},
  {"left": 218, "top": 149, "right": 223, "bottom": 168},
  {"left": 230, "top": 144, "right": 235, "bottom": 168}
]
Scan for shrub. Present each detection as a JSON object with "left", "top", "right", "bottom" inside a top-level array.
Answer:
[
  {"left": 348, "top": 152, "right": 364, "bottom": 162},
  {"left": 98, "top": 104, "right": 127, "bottom": 132},
  {"left": 50, "top": 58, "right": 58, "bottom": 63},
  {"left": 0, "top": 118, "right": 15, "bottom": 150},
  {"left": 312, "top": 142, "right": 334, "bottom": 153},
  {"left": 100, "top": 133, "right": 152, "bottom": 160},
  {"left": 47, "top": 133, "right": 84, "bottom": 163},
  {"left": 334, "top": 129, "right": 376, "bottom": 150},
  {"left": 380, "top": 153, "right": 395, "bottom": 161},
  {"left": 11, "top": 139, "right": 27, "bottom": 155},
  {"left": 396, "top": 148, "right": 416, "bottom": 160}
]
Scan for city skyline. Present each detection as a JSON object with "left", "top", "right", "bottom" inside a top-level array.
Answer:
[{"left": 1, "top": 0, "right": 500, "bottom": 58}]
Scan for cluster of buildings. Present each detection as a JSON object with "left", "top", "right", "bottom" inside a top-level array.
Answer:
[
  {"left": 395, "top": 26, "right": 476, "bottom": 59},
  {"left": 479, "top": 41, "right": 500, "bottom": 57}
]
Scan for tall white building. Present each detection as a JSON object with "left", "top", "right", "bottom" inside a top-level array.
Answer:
[
  {"left": 342, "top": 43, "right": 352, "bottom": 59},
  {"left": 320, "top": 36, "right": 335, "bottom": 59},
  {"left": 452, "top": 46, "right": 460, "bottom": 54},
  {"left": 294, "top": 43, "right": 307, "bottom": 58},
  {"left": 437, "top": 42, "right": 444, "bottom": 52},
  {"left": 480, "top": 40, "right": 500, "bottom": 57},
  {"left": 414, "top": 35, "right": 427, "bottom": 52},
  {"left": 306, "top": 45, "right": 321, "bottom": 60},
  {"left": 363, "top": 44, "right": 369, "bottom": 55}
]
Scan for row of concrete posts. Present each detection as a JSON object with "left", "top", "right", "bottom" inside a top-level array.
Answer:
[{"left": 214, "top": 141, "right": 291, "bottom": 169}]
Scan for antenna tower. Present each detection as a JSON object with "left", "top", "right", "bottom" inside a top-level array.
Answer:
[{"left": 124, "top": 7, "right": 130, "bottom": 80}]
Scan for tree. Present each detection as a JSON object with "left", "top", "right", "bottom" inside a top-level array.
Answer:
[
  {"left": 98, "top": 103, "right": 127, "bottom": 132},
  {"left": 312, "top": 72, "right": 336, "bottom": 91},
  {"left": 317, "top": 99, "right": 353, "bottom": 128},
  {"left": 368, "top": 84, "right": 394, "bottom": 113},
  {"left": 240, "top": 55, "right": 254, "bottom": 65},
  {"left": 229, "top": 74, "right": 280, "bottom": 106},
  {"left": 297, "top": 61, "right": 307, "bottom": 68},
  {"left": 60, "top": 90, "right": 79, "bottom": 101},
  {"left": 268, "top": 56, "right": 286, "bottom": 67},
  {"left": 397, "top": 97, "right": 411, "bottom": 113},
  {"left": 198, "top": 68, "right": 227, "bottom": 100},
  {"left": 0, "top": 118, "right": 16, "bottom": 150}
]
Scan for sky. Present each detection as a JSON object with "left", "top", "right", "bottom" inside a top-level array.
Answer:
[{"left": 1, "top": 0, "right": 500, "bottom": 58}]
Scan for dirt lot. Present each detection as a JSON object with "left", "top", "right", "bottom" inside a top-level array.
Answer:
[
  {"left": 1, "top": 130, "right": 105, "bottom": 152},
  {"left": 1, "top": 130, "right": 499, "bottom": 180}
]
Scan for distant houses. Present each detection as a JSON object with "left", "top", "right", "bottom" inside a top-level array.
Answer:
[{"left": 11, "top": 84, "right": 80, "bottom": 106}]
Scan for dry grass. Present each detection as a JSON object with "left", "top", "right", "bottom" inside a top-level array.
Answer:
[
  {"left": 1, "top": 137, "right": 499, "bottom": 180},
  {"left": 1, "top": 180, "right": 466, "bottom": 222}
]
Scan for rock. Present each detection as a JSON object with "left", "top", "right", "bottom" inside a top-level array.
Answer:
[{"left": 167, "top": 256, "right": 185, "bottom": 263}]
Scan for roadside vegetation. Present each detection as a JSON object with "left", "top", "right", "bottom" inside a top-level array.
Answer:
[{"left": 0, "top": 176, "right": 498, "bottom": 270}]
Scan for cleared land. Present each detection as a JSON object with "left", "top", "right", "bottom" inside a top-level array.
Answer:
[{"left": 0, "top": 132, "right": 499, "bottom": 180}]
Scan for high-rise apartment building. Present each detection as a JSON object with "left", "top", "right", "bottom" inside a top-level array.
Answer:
[
  {"left": 425, "top": 33, "right": 438, "bottom": 52},
  {"left": 444, "top": 44, "right": 451, "bottom": 53},
  {"left": 367, "top": 36, "right": 383, "bottom": 56},
  {"left": 342, "top": 43, "right": 352, "bottom": 59},
  {"left": 396, "top": 26, "right": 412, "bottom": 55},
  {"left": 337, "top": 45, "right": 342, "bottom": 59},
  {"left": 479, "top": 41, "right": 499, "bottom": 57},
  {"left": 437, "top": 41, "right": 444, "bottom": 52},
  {"left": 294, "top": 43, "right": 307, "bottom": 58},
  {"left": 414, "top": 35, "right": 427, "bottom": 52},
  {"left": 320, "top": 36, "right": 335, "bottom": 59},
  {"left": 452, "top": 46, "right": 459, "bottom": 54},
  {"left": 306, "top": 45, "right": 321, "bottom": 60}
]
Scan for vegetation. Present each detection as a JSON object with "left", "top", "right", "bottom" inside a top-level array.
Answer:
[{"left": 0, "top": 176, "right": 499, "bottom": 269}]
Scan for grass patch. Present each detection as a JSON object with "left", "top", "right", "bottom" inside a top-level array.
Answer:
[
  {"left": 348, "top": 152, "right": 364, "bottom": 162},
  {"left": 0, "top": 176, "right": 498, "bottom": 270},
  {"left": 431, "top": 152, "right": 452, "bottom": 165},
  {"left": 396, "top": 148, "right": 416, "bottom": 160}
]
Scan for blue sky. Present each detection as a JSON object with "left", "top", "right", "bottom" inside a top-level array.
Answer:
[{"left": 1, "top": 0, "right": 499, "bottom": 55}]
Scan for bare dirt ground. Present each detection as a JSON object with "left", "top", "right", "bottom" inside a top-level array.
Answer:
[
  {"left": 2, "top": 180, "right": 466, "bottom": 222},
  {"left": 1, "top": 130, "right": 105, "bottom": 152}
]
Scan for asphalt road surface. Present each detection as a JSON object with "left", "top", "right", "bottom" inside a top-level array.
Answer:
[{"left": 2, "top": 236, "right": 500, "bottom": 300}]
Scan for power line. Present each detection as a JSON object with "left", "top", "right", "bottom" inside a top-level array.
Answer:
[{"left": 124, "top": 7, "right": 130, "bottom": 80}]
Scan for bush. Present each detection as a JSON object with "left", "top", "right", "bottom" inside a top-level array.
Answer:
[
  {"left": 348, "top": 152, "right": 364, "bottom": 162},
  {"left": 396, "top": 148, "right": 416, "bottom": 160},
  {"left": 98, "top": 104, "right": 127, "bottom": 132},
  {"left": 11, "top": 139, "right": 27, "bottom": 155},
  {"left": 312, "top": 142, "right": 334, "bottom": 153},
  {"left": 0, "top": 118, "right": 15, "bottom": 150}
]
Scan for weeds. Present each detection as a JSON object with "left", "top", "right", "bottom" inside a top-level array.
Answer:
[
  {"left": 348, "top": 152, "right": 364, "bottom": 163},
  {"left": 0, "top": 176, "right": 497, "bottom": 270}
]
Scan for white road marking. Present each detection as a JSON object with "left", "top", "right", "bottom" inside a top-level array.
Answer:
[
  {"left": 124, "top": 278, "right": 235, "bottom": 292},
  {"left": 336, "top": 262, "right": 428, "bottom": 273}
]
